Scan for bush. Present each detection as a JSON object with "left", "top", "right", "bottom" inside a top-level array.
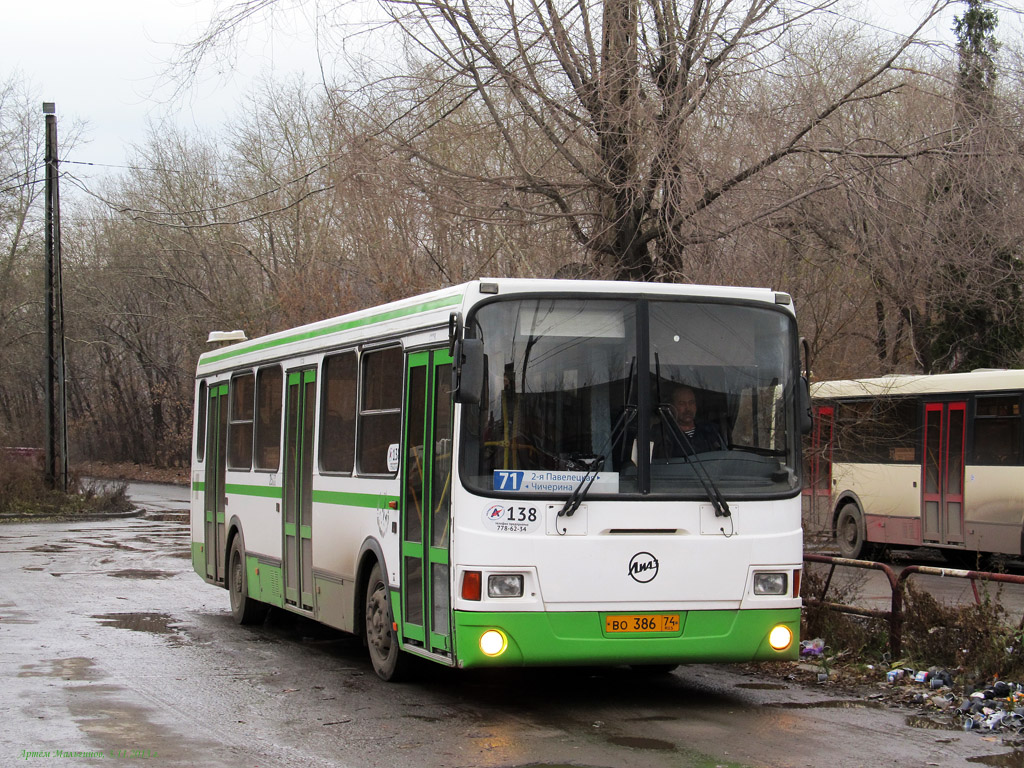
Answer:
[
  {"left": 0, "top": 451, "right": 132, "bottom": 519},
  {"left": 902, "top": 581, "right": 1024, "bottom": 681},
  {"left": 801, "top": 565, "right": 889, "bottom": 660}
]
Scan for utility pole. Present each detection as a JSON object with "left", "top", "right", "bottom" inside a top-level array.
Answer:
[{"left": 43, "top": 102, "right": 68, "bottom": 492}]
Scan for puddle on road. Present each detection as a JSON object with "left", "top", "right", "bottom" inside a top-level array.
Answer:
[
  {"left": 1, "top": 602, "right": 37, "bottom": 624},
  {"left": 606, "top": 736, "right": 676, "bottom": 751},
  {"left": 108, "top": 569, "right": 173, "bottom": 580},
  {"left": 736, "top": 683, "right": 789, "bottom": 690},
  {"left": 968, "top": 751, "right": 1024, "bottom": 766},
  {"left": 765, "top": 699, "right": 883, "bottom": 710},
  {"left": 92, "top": 612, "right": 187, "bottom": 644},
  {"left": 65, "top": 683, "right": 223, "bottom": 757},
  {"left": 19, "top": 657, "right": 99, "bottom": 680},
  {"left": 144, "top": 511, "right": 189, "bottom": 523},
  {"left": 27, "top": 543, "right": 71, "bottom": 552},
  {"left": 906, "top": 713, "right": 959, "bottom": 731},
  {"left": 80, "top": 539, "right": 142, "bottom": 552}
]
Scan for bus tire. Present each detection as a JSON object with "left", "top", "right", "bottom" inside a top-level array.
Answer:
[
  {"left": 228, "top": 536, "right": 266, "bottom": 625},
  {"left": 365, "top": 562, "right": 408, "bottom": 682},
  {"left": 836, "top": 503, "right": 871, "bottom": 560}
]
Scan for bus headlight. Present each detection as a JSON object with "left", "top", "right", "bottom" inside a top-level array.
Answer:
[
  {"left": 487, "top": 574, "right": 524, "bottom": 598},
  {"left": 480, "top": 629, "right": 508, "bottom": 657},
  {"left": 753, "top": 572, "right": 788, "bottom": 596},
  {"left": 768, "top": 624, "right": 793, "bottom": 651}
]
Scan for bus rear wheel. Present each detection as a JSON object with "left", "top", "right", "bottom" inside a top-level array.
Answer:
[
  {"left": 228, "top": 536, "right": 266, "bottom": 625},
  {"left": 365, "top": 562, "right": 408, "bottom": 682},
  {"left": 836, "top": 504, "right": 872, "bottom": 560}
]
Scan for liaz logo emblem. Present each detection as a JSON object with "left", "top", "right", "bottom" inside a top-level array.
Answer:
[{"left": 628, "top": 552, "right": 659, "bottom": 583}]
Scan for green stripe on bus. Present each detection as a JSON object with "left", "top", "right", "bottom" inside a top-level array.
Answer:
[
  {"left": 198, "top": 293, "right": 463, "bottom": 368},
  {"left": 224, "top": 483, "right": 284, "bottom": 499},
  {"left": 192, "top": 481, "right": 205, "bottom": 492},
  {"left": 451, "top": 608, "right": 800, "bottom": 668},
  {"left": 311, "top": 490, "right": 398, "bottom": 508}
]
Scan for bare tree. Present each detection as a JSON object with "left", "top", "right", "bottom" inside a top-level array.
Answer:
[{"left": 172, "top": 1, "right": 960, "bottom": 280}]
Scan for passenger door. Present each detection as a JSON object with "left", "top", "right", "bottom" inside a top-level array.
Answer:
[
  {"left": 283, "top": 367, "right": 316, "bottom": 611},
  {"left": 922, "top": 401, "right": 966, "bottom": 546},
  {"left": 400, "top": 349, "right": 454, "bottom": 656},
  {"left": 204, "top": 382, "right": 228, "bottom": 583}
]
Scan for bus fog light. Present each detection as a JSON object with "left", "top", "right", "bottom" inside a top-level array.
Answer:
[
  {"left": 768, "top": 625, "right": 793, "bottom": 651},
  {"left": 487, "top": 574, "right": 524, "bottom": 598},
  {"left": 480, "top": 629, "right": 508, "bottom": 657},
  {"left": 753, "top": 572, "right": 788, "bottom": 595}
]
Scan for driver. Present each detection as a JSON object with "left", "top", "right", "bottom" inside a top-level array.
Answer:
[{"left": 654, "top": 385, "right": 726, "bottom": 457}]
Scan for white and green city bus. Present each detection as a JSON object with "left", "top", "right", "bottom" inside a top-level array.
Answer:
[{"left": 190, "top": 278, "right": 806, "bottom": 680}]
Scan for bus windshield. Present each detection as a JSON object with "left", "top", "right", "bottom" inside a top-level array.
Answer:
[{"left": 460, "top": 296, "right": 801, "bottom": 498}]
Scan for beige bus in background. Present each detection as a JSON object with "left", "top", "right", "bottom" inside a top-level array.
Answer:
[{"left": 807, "top": 370, "right": 1024, "bottom": 565}]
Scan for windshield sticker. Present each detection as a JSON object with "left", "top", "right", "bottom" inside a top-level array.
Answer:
[
  {"left": 483, "top": 504, "right": 542, "bottom": 534},
  {"left": 386, "top": 444, "right": 400, "bottom": 473},
  {"left": 492, "top": 470, "right": 618, "bottom": 494}
]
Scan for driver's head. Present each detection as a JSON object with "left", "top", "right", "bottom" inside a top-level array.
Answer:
[{"left": 669, "top": 386, "right": 697, "bottom": 430}]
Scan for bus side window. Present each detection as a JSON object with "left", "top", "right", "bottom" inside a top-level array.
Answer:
[
  {"left": 358, "top": 347, "right": 402, "bottom": 475},
  {"left": 196, "top": 381, "right": 207, "bottom": 463},
  {"left": 974, "top": 396, "right": 1022, "bottom": 466},
  {"left": 254, "top": 365, "right": 283, "bottom": 471},
  {"left": 228, "top": 372, "right": 255, "bottom": 470},
  {"left": 321, "top": 351, "right": 357, "bottom": 474}
]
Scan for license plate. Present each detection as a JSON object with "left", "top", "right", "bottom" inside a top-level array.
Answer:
[{"left": 605, "top": 614, "right": 680, "bottom": 633}]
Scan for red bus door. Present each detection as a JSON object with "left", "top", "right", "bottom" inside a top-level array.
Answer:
[{"left": 922, "top": 401, "right": 966, "bottom": 546}]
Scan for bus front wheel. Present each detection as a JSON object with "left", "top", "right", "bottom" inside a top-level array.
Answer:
[
  {"left": 836, "top": 504, "right": 872, "bottom": 560},
  {"left": 365, "top": 562, "right": 408, "bottom": 682},
  {"left": 228, "top": 536, "right": 266, "bottom": 625}
]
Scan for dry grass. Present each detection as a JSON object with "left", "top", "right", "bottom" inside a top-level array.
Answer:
[{"left": 0, "top": 453, "right": 133, "bottom": 521}]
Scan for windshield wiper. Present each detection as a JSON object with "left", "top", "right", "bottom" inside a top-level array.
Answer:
[
  {"left": 558, "top": 453, "right": 605, "bottom": 518},
  {"left": 656, "top": 404, "right": 731, "bottom": 518},
  {"left": 558, "top": 403, "right": 637, "bottom": 518}
]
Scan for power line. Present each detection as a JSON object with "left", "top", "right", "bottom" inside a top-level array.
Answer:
[
  {"left": 63, "top": 171, "right": 337, "bottom": 229},
  {"left": 0, "top": 164, "right": 46, "bottom": 194}
]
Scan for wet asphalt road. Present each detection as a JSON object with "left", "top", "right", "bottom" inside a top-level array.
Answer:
[{"left": 0, "top": 483, "right": 1020, "bottom": 767}]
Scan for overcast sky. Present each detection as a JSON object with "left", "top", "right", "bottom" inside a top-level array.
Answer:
[{"left": 0, "top": 0, "right": 978, "bottom": 187}]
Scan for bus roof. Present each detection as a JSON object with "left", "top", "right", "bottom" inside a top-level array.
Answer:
[
  {"left": 196, "top": 277, "right": 789, "bottom": 376},
  {"left": 811, "top": 369, "right": 1024, "bottom": 400}
]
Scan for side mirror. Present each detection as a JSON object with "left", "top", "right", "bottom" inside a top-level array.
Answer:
[
  {"left": 453, "top": 338, "right": 484, "bottom": 405},
  {"left": 448, "top": 312, "right": 462, "bottom": 356}
]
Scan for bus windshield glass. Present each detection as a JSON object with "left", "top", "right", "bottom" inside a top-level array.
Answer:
[{"left": 460, "top": 296, "right": 801, "bottom": 498}]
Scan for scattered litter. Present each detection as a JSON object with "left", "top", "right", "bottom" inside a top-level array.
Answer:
[
  {"left": 935, "top": 675, "right": 1024, "bottom": 736},
  {"left": 800, "top": 638, "right": 826, "bottom": 657}
]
